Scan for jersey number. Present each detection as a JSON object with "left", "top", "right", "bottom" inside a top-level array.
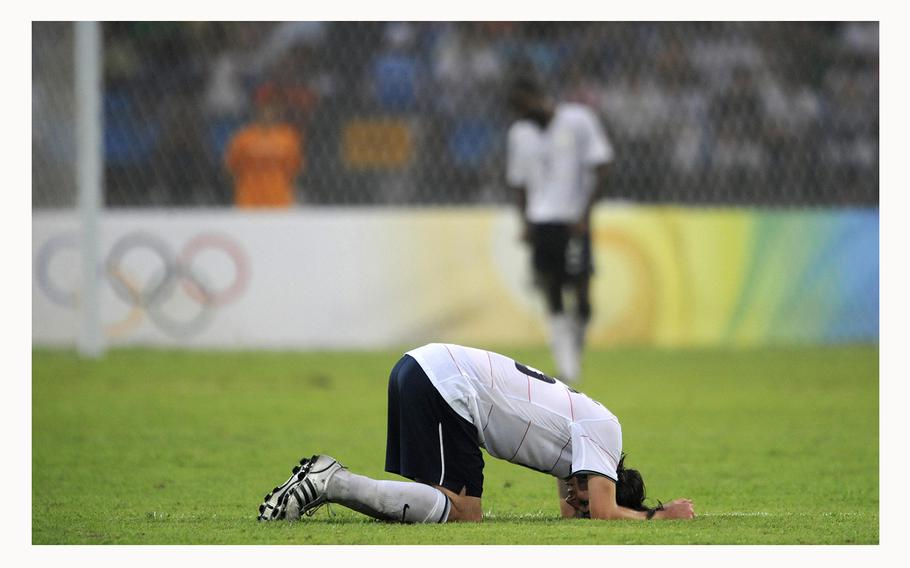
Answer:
[{"left": 515, "top": 362, "right": 556, "bottom": 384}]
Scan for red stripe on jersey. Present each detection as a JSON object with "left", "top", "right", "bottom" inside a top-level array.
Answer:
[
  {"left": 548, "top": 437, "right": 572, "bottom": 473},
  {"left": 482, "top": 404, "right": 494, "bottom": 432},
  {"left": 579, "top": 434, "right": 619, "bottom": 464},
  {"left": 509, "top": 421, "right": 533, "bottom": 462},
  {"left": 443, "top": 344, "right": 464, "bottom": 375}
]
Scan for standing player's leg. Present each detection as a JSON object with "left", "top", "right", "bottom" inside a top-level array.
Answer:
[
  {"left": 570, "top": 274, "right": 592, "bottom": 352},
  {"left": 532, "top": 224, "right": 580, "bottom": 382},
  {"left": 565, "top": 228, "right": 595, "bottom": 379}
]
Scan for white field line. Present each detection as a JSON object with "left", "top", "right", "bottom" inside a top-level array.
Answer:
[
  {"left": 482, "top": 511, "right": 869, "bottom": 519},
  {"left": 700, "top": 512, "right": 867, "bottom": 517},
  {"left": 478, "top": 511, "right": 869, "bottom": 522}
]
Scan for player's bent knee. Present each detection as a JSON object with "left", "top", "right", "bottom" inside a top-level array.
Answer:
[
  {"left": 448, "top": 498, "right": 483, "bottom": 522},
  {"left": 434, "top": 485, "right": 483, "bottom": 522}
]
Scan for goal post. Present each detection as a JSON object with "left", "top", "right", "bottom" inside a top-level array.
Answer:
[{"left": 75, "top": 21, "right": 104, "bottom": 358}]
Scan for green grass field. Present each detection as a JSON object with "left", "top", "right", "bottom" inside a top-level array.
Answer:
[{"left": 32, "top": 344, "right": 878, "bottom": 545}]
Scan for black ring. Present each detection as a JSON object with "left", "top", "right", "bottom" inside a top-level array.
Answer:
[
  {"left": 144, "top": 263, "right": 216, "bottom": 339},
  {"left": 105, "top": 232, "right": 177, "bottom": 308},
  {"left": 38, "top": 230, "right": 247, "bottom": 339}
]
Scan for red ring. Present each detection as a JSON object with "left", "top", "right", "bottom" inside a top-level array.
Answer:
[{"left": 178, "top": 233, "right": 249, "bottom": 307}]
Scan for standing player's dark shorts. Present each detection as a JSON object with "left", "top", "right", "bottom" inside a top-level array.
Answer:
[
  {"left": 529, "top": 222, "right": 593, "bottom": 282},
  {"left": 385, "top": 355, "right": 485, "bottom": 498}
]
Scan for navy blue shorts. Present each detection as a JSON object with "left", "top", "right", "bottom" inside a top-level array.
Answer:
[
  {"left": 529, "top": 223, "right": 593, "bottom": 281},
  {"left": 385, "top": 355, "right": 485, "bottom": 498}
]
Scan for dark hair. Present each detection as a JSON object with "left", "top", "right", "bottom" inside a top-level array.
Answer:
[
  {"left": 507, "top": 74, "right": 544, "bottom": 107},
  {"left": 510, "top": 75, "right": 543, "bottom": 95},
  {"left": 615, "top": 452, "right": 648, "bottom": 511}
]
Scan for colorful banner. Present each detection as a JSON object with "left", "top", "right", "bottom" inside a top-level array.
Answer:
[
  {"left": 583, "top": 207, "right": 879, "bottom": 346},
  {"left": 32, "top": 206, "right": 878, "bottom": 349}
]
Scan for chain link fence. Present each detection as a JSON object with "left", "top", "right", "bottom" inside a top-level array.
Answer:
[{"left": 32, "top": 21, "right": 879, "bottom": 209}]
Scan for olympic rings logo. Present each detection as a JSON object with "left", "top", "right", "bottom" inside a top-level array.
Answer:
[{"left": 35, "top": 231, "right": 250, "bottom": 339}]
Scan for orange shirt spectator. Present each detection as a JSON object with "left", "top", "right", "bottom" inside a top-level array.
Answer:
[{"left": 225, "top": 88, "right": 303, "bottom": 208}]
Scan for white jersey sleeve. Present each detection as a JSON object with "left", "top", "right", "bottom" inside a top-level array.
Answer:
[
  {"left": 570, "top": 418, "right": 622, "bottom": 481},
  {"left": 505, "top": 104, "right": 614, "bottom": 223},
  {"left": 506, "top": 123, "right": 532, "bottom": 188},
  {"left": 578, "top": 106, "right": 614, "bottom": 166}
]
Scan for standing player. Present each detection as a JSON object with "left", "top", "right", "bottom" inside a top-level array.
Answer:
[
  {"left": 258, "top": 343, "right": 694, "bottom": 523},
  {"left": 506, "top": 76, "right": 614, "bottom": 383}
]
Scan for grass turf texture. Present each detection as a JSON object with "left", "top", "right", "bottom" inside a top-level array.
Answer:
[{"left": 32, "top": 345, "right": 878, "bottom": 544}]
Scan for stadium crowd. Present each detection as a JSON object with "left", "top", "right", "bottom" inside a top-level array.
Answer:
[{"left": 32, "top": 21, "right": 879, "bottom": 207}]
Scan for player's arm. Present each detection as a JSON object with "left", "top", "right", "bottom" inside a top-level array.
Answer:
[
  {"left": 589, "top": 162, "right": 609, "bottom": 211},
  {"left": 587, "top": 475, "right": 695, "bottom": 520},
  {"left": 505, "top": 125, "right": 531, "bottom": 242},
  {"left": 557, "top": 478, "right": 585, "bottom": 518},
  {"left": 510, "top": 183, "right": 531, "bottom": 242},
  {"left": 575, "top": 163, "right": 609, "bottom": 235},
  {"left": 575, "top": 105, "right": 613, "bottom": 235}
]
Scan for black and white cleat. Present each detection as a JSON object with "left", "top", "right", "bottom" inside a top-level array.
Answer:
[
  {"left": 257, "top": 457, "right": 312, "bottom": 521},
  {"left": 283, "top": 454, "right": 345, "bottom": 521}
]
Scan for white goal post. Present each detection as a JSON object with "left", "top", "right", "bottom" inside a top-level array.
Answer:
[{"left": 75, "top": 21, "right": 104, "bottom": 358}]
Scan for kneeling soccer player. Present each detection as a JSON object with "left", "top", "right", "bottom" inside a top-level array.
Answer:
[{"left": 257, "top": 343, "right": 695, "bottom": 523}]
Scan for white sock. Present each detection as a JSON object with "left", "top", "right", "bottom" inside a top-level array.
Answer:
[
  {"left": 570, "top": 314, "right": 587, "bottom": 377},
  {"left": 326, "top": 469, "right": 451, "bottom": 523},
  {"left": 571, "top": 314, "right": 588, "bottom": 351},
  {"left": 548, "top": 312, "right": 580, "bottom": 383}
]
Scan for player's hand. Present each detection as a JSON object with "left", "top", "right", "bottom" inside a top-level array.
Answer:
[
  {"left": 659, "top": 498, "right": 695, "bottom": 519},
  {"left": 520, "top": 223, "right": 532, "bottom": 243}
]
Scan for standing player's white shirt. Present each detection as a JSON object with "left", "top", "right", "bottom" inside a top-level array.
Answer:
[
  {"left": 506, "top": 103, "right": 614, "bottom": 223},
  {"left": 405, "top": 343, "right": 622, "bottom": 481}
]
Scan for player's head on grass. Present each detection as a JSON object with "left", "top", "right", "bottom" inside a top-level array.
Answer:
[
  {"left": 564, "top": 452, "right": 648, "bottom": 517},
  {"left": 614, "top": 453, "right": 648, "bottom": 511}
]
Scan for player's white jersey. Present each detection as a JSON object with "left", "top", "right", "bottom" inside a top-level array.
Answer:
[
  {"left": 405, "top": 343, "right": 622, "bottom": 481},
  {"left": 506, "top": 103, "right": 614, "bottom": 224}
]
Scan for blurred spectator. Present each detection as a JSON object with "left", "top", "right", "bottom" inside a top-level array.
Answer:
[
  {"left": 155, "top": 94, "right": 218, "bottom": 205},
  {"left": 598, "top": 67, "right": 672, "bottom": 199},
  {"left": 371, "top": 22, "right": 421, "bottom": 112},
  {"left": 33, "top": 22, "right": 878, "bottom": 208},
  {"left": 760, "top": 72, "right": 822, "bottom": 195},
  {"left": 248, "top": 22, "right": 328, "bottom": 76},
  {"left": 224, "top": 84, "right": 304, "bottom": 208},
  {"left": 32, "top": 22, "right": 77, "bottom": 207},
  {"left": 432, "top": 23, "right": 508, "bottom": 116},
  {"left": 688, "top": 24, "right": 765, "bottom": 89},
  {"left": 655, "top": 38, "right": 710, "bottom": 183},
  {"left": 708, "top": 66, "right": 769, "bottom": 196},
  {"left": 839, "top": 21, "right": 878, "bottom": 56},
  {"left": 821, "top": 68, "right": 878, "bottom": 200}
]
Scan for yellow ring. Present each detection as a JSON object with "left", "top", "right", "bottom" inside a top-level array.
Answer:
[{"left": 103, "top": 268, "right": 145, "bottom": 338}]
